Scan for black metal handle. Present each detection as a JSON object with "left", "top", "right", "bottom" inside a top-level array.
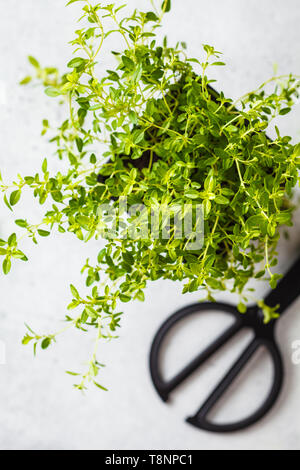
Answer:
[
  {"left": 264, "top": 256, "right": 300, "bottom": 314},
  {"left": 150, "top": 303, "right": 243, "bottom": 402}
]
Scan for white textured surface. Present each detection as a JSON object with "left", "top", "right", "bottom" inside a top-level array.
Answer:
[{"left": 0, "top": 0, "right": 300, "bottom": 450}]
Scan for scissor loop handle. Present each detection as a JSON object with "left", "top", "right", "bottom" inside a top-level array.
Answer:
[{"left": 149, "top": 302, "right": 284, "bottom": 433}]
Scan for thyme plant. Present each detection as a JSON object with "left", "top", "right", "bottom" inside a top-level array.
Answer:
[{"left": 1, "top": 0, "right": 300, "bottom": 389}]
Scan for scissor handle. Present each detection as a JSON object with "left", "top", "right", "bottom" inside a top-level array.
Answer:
[{"left": 149, "top": 302, "right": 284, "bottom": 433}]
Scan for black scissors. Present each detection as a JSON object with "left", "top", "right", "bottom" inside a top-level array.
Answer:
[{"left": 149, "top": 257, "right": 300, "bottom": 433}]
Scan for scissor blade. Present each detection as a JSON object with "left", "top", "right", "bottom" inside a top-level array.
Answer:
[{"left": 264, "top": 256, "right": 300, "bottom": 315}]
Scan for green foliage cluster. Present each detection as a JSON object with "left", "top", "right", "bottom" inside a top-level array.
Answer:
[{"left": 1, "top": 0, "right": 300, "bottom": 389}]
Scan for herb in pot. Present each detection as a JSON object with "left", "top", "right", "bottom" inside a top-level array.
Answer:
[{"left": 1, "top": 0, "right": 300, "bottom": 390}]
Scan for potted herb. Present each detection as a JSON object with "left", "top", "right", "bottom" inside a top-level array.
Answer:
[{"left": 1, "top": 0, "right": 300, "bottom": 390}]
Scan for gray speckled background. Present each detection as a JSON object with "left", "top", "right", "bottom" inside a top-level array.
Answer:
[{"left": 0, "top": 0, "right": 300, "bottom": 450}]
